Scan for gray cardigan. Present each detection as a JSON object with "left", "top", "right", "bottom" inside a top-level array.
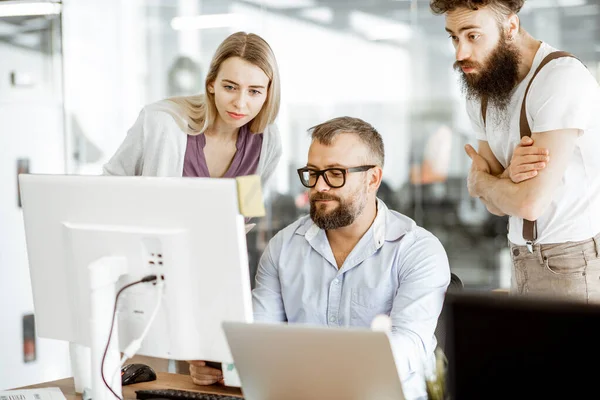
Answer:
[{"left": 102, "top": 99, "right": 282, "bottom": 187}]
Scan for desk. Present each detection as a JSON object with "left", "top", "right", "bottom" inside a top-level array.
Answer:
[{"left": 17, "top": 373, "right": 244, "bottom": 400}]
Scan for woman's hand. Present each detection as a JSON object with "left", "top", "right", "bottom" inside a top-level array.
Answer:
[{"left": 187, "top": 360, "right": 224, "bottom": 385}]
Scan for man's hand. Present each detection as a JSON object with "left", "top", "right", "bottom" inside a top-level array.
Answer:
[
  {"left": 505, "top": 137, "right": 549, "bottom": 183},
  {"left": 464, "top": 144, "right": 506, "bottom": 216},
  {"left": 188, "top": 360, "right": 224, "bottom": 385},
  {"left": 464, "top": 144, "right": 491, "bottom": 198}
]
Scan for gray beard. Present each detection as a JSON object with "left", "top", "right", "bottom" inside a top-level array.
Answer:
[{"left": 310, "top": 202, "right": 359, "bottom": 230}]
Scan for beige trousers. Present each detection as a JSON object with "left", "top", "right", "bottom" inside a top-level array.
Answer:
[{"left": 509, "top": 233, "right": 600, "bottom": 303}]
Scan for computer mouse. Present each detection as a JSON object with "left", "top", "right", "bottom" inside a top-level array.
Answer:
[{"left": 121, "top": 363, "right": 157, "bottom": 385}]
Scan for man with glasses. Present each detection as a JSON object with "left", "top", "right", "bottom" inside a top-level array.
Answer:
[{"left": 251, "top": 116, "right": 451, "bottom": 400}]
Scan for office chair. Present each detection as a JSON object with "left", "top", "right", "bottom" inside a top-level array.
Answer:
[
  {"left": 434, "top": 272, "right": 463, "bottom": 353},
  {"left": 448, "top": 273, "right": 464, "bottom": 292}
]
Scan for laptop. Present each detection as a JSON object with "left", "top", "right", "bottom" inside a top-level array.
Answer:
[{"left": 221, "top": 321, "right": 406, "bottom": 400}]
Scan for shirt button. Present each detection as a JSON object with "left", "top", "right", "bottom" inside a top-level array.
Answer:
[
  {"left": 334, "top": 279, "right": 340, "bottom": 285},
  {"left": 329, "top": 316, "right": 336, "bottom": 323}
]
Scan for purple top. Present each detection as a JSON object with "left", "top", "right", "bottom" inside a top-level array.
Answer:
[{"left": 182, "top": 124, "right": 263, "bottom": 178}]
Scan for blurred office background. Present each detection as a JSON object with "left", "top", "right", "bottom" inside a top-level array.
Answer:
[{"left": 1, "top": 0, "right": 599, "bottom": 389}]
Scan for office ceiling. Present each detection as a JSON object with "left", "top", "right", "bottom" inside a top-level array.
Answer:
[
  {"left": 0, "top": 0, "right": 598, "bottom": 62},
  {"left": 235, "top": 0, "right": 600, "bottom": 62}
]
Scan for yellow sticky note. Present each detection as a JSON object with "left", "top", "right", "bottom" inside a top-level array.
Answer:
[{"left": 235, "top": 175, "right": 265, "bottom": 217}]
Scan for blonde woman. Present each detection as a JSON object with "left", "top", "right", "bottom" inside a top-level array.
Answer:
[
  {"left": 103, "top": 31, "right": 281, "bottom": 381},
  {"left": 103, "top": 31, "right": 282, "bottom": 187}
]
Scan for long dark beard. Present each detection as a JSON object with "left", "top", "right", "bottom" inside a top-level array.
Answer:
[
  {"left": 454, "top": 32, "right": 521, "bottom": 113},
  {"left": 310, "top": 191, "right": 366, "bottom": 230}
]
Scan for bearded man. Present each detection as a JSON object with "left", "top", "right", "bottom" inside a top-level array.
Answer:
[
  {"left": 431, "top": 0, "right": 600, "bottom": 301},
  {"left": 249, "top": 116, "right": 450, "bottom": 400}
]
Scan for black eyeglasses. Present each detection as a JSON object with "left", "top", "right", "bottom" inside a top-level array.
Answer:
[{"left": 297, "top": 165, "right": 376, "bottom": 188}]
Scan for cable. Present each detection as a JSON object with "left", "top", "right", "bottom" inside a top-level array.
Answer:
[
  {"left": 123, "top": 279, "right": 164, "bottom": 362},
  {"left": 110, "top": 279, "right": 165, "bottom": 388},
  {"left": 101, "top": 274, "right": 158, "bottom": 400}
]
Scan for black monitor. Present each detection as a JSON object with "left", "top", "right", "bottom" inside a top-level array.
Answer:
[{"left": 444, "top": 291, "right": 600, "bottom": 399}]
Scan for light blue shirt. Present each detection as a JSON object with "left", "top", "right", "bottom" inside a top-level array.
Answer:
[{"left": 252, "top": 199, "right": 451, "bottom": 399}]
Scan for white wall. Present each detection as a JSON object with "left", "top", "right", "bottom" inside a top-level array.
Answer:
[
  {"left": 67, "top": 1, "right": 414, "bottom": 191},
  {"left": 61, "top": 0, "right": 148, "bottom": 175},
  {"left": 0, "top": 1, "right": 153, "bottom": 387},
  {"left": 0, "top": 40, "right": 70, "bottom": 389},
  {"left": 231, "top": 3, "right": 412, "bottom": 192}
]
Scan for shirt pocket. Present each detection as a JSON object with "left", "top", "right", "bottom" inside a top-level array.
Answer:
[{"left": 350, "top": 287, "right": 394, "bottom": 327}]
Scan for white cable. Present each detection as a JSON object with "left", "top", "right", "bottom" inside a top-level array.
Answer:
[{"left": 110, "top": 279, "right": 165, "bottom": 388}]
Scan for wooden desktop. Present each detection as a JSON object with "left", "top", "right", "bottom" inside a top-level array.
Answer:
[{"left": 17, "top": 373, "right": 244, "bottom": 400}]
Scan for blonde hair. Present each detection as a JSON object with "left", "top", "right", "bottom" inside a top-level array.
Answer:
[{"left": 168, "top": 32, "right": 280, "bottom": 135}]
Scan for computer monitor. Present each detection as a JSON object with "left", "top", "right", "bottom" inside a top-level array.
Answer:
[
  {"left": 18, "top": 174, "right": 254, "bottom": 400},
  {"left": 444, "top": 291, "right": 600, "bottom": 399}
]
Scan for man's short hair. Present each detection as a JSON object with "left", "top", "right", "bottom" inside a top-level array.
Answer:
[
  {"left": 430, "top": 0, "right": 524, "bottom": 16},
  {"left": 308, "top": 116, "right": 385, "bottom": 167}
]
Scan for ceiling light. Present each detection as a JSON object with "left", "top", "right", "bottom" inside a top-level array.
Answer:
[
  {"left": 171, "top": 14, "right": 245, "bottom": 30},
  {"left": 299, "top": 7, "right": 333, "bottom": 24},
  {"left": 349, "top": 11, "right": 412, "bottom": 42},
  {"left": 0, "top": 1, "right": 61, "bottom": 17},
  {"left": 239, "top": 0, "right": 316, "bottom": 9}
]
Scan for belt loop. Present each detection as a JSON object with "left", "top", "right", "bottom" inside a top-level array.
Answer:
[{"left": 536, "top": 244, "right": 545, "bottom": 265}]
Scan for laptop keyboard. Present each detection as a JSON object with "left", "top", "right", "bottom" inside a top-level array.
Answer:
[{"left": 135, "top": 389, "right": 244, "bottom": 400}]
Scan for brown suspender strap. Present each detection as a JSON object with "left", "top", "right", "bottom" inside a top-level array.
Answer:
[
  {"left": 480, "top": 50, "right": 578, "bottom": 243},
  {"left": 519, "top": 51, "right": 577, "bottom": 242}
]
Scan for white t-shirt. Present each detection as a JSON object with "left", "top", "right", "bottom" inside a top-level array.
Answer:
[{"left": 466, "top": 42, "right": 600, "bottom": 245}]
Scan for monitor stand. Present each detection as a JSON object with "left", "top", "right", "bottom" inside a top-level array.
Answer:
[{"left": 88, "top": 256, "right": 128, "bottom": 400}]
